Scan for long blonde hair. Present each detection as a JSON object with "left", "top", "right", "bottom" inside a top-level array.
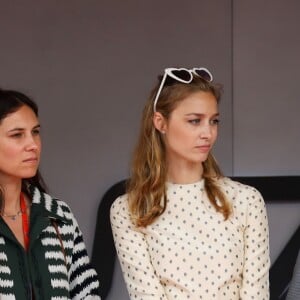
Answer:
[{"left": 128, "top": 75, "right": 231, "bottom": 227}]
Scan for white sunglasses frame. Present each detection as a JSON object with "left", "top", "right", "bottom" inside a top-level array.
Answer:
[{"left": 153, "top": 67, "right": 213, "bottom": 112}]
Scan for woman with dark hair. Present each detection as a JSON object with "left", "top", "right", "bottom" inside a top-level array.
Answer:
[
  {"left": 0, "top": 88, "right": 100, "bottom": 299},
  {"left": 110, "top": 68, "right": 270, "bottom": 299}
]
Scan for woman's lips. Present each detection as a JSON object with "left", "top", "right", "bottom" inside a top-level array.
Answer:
[
  {"left": 196, "top": 145, "right": 211, "bottom": 152},
  {"left": 23, "top": 157, "right": 38, "bottom": 163}
]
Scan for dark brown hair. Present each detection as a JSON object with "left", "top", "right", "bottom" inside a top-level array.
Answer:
[{"left": 0, "top": 88, "right": 47, "bottom": 211}]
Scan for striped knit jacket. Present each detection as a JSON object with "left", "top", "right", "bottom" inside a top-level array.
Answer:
[{"left": 0, "top": 186, "right": 101, "bottom": 300}]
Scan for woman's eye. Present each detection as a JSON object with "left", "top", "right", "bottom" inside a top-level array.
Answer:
[
  {"left": 211, "top": 119, "right": 220, "bottom": 125},
  {"left": 32, "top": 129, "right": 40, "bottom": 135},
  {"left": 10, "top": 133, "right": 23, "bottom": 138},
  {"left": 189, "top": 119, "right": 201, "bottom": 125}
]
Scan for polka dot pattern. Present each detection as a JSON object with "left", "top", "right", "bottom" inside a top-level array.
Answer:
[{"left": 110, "top": 178, "right": 270, "bottom": 299}]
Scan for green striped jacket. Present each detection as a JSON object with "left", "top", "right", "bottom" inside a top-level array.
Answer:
[{"left": 0, "top": 186, "right": 100, "bottom": 299}]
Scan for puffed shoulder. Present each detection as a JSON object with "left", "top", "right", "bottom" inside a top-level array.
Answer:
[
  {"left": 110, "top": 193, "right": 130, "bottom": 216},
  {"left": 216, "top": 176, "right": 265, "bottom": 205},
  {"left": 215, "top": 177, "right": 267, "bottom": 228}
]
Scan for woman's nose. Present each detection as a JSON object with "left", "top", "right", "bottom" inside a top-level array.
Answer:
[
  {"left": 200, "top": 124, "right": 212, "bottom": 139},
  {"left": 25, "top": 135, "right": 39, "bottom": 151}
]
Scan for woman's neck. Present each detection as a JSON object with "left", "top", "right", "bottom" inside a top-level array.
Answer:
[
  {"left": 1, "top": 180, "right": 23, "bottom": 213},
  {"left": 167, "top": 160, "right": 203, "bottom": 184}
]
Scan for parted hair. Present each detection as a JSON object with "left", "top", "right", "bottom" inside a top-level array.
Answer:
[
  {"left": 127, "top": 75, "right": 231, "bottom": 227},
  {"left": 0, "top": 88, "right": 47, "bottom": 212}
]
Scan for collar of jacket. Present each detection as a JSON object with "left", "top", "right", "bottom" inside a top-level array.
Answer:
[
  {"left": 0, "top": 186, "right": 72, "bottom": 249},
  {"left": 29, "top": 186, "right": 73, "bottom": 250},
  {"left": 30, "top": 185, "right": 71, "bottom": 224}
]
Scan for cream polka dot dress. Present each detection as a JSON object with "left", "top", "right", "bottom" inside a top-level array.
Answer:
[{"left": 110, "top": 178, "right": 270, "bottom": 300}]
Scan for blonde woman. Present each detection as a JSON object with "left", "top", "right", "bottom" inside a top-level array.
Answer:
[{"left": 110, "top": 68, "right": 270, "bottom": 299}]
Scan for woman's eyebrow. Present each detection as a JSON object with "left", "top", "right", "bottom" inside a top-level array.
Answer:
[
  {"left": 8, "top": 124, "right": 41, "bottom": 132},
  {"left": 184, "top": 113, "right": 220, "bottom": 117}
]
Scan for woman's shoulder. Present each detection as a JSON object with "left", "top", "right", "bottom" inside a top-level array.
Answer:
[
  {"left": 216, "top": 178, "right": 267, "bottom": 226},
  {"left": 31, "top": 186, "right": 76, "bottom": 222},
  {"left": 110, "top": 193, "right": 135, "bottom": 227},
  {"left": 110, "top": 193, "right": 129, "bottom": 214},
  {"left": 216, "top": 176, "right": 264, "bottom": 204},
  {"left": 32, "top": 187, "right": 69, "bottom": 207}
]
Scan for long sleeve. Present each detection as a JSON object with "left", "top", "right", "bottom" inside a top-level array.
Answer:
[
  {"left": 240, "top": 188, "right": 270, "bottom": 300},
  {"left": 69, "top": 217, "right": 101, "bottom": 299},
  {"left": 110, "top": 195, "right": 168, "bottom": 300}
]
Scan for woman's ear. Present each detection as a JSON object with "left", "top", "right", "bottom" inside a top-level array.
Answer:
[{"left": 153, "top": 112, "right": 167, "bottom": 134}]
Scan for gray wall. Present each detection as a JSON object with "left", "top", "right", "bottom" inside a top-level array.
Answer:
[
  {"left": 0, "top": 1, "right": 299, "bottom": 299},
  {"left": 234, "top": 1, "right": 300, "bottom": 175}
]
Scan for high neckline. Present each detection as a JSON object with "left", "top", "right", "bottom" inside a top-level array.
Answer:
[{"left": 166, "top": 178, "right": 205, "bottom": 189}]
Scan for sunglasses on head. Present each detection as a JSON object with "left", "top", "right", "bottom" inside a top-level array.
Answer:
[{"left": 153, "top": 67, "right": 213, "bottom": 112}]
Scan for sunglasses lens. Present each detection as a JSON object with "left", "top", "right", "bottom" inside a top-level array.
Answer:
[
  {"left": 194, "top": 69, "right": 212, "bottom": 82},
  {"left": 171, "top": 69, "right": 192, "bottom": 82}
]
